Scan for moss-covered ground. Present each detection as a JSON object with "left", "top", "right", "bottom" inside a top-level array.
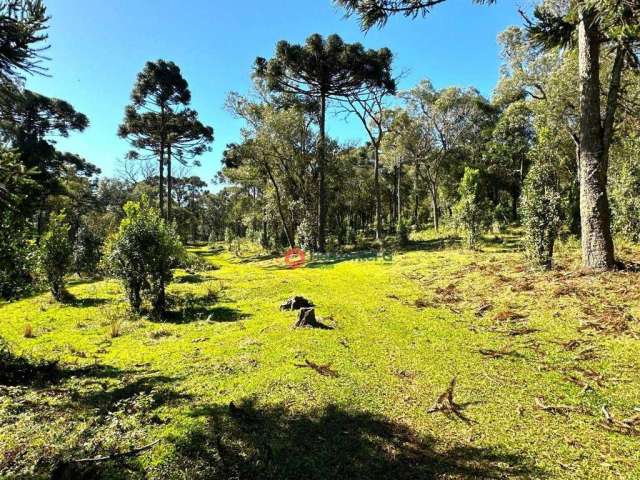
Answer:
[{"left": 1, "top": 231, "right": 639, "bottom": 479}]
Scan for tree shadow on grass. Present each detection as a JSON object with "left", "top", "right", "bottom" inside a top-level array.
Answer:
[
  {"left": 404, "top": 236, "right": 462, "bottom": 253},
  {"left": 0, "top": 345, "right": 122, "bottom": 387},
  {"left": 174, "top": 273, "right": 207, "bottom": 284},
  {"left": 162, "top": 305, "right": 250, "bottom": 325},
  {"left": 66, "top": 297, "right": 109, "bottom": 308},
  {"left": 157, "top": 399, "right": 546, "bottom": 480}
]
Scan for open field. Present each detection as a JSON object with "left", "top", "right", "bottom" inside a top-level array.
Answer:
[{"left": 1, "top": 233, "right": 639, "bottom": 479}]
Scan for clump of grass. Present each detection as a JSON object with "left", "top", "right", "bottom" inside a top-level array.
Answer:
[
  {"left": 204, "top": 281, "right": 225, "bottom": 303},
  {"left": 148, "top": 328, "right": 173, "bottom": 340},
  {"left": 23, "top": 324, "right": 34, "bottom": 339},
  {"left": 109, "top": 319, "right": 122, "bottom": 338}
]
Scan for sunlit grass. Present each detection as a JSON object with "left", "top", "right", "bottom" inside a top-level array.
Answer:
[{"left": 0, "top": 231, "right": 639, "bottom": 478}]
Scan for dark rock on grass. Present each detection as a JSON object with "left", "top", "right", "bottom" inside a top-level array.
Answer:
[{"left": 280, "top": 296, "right": 314, "bottom": 311}]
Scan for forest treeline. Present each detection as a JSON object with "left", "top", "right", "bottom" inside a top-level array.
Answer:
[{"left": 2, "top": 0, "right": 640, "bottom": 306}]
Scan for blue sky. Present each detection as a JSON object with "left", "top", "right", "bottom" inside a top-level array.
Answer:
[{"left": 27, "top": 0, "right": 529, "bottom": 186}]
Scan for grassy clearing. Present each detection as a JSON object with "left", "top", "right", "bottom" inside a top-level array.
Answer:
[{"left": 1, "top": 231, "right": 639, "bottom": 479}]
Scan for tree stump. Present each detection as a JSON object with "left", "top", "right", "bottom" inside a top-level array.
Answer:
[
  {"left": 280, "top": 296, "right": 314, "bottom": 311},
  {"left": 294, "top": 307, "right": 318, "bottom": 328}
]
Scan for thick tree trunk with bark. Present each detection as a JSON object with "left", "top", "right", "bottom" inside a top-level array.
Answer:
[{"left": 577, "top": 10, "right": 615, "bottom": 270}]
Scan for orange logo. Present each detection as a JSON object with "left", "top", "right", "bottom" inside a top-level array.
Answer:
[{"left": 284, "top": 247, "right": 306, "bottom": 269}]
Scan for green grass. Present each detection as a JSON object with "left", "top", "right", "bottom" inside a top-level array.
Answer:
[{"left": 1, "top": 232, "right": 639, "bottom": 479}]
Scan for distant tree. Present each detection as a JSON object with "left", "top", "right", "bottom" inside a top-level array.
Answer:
[
  {"left": 485, "top": 100, "right": 534, "bottom": 219},
  {"left": 255, "top": 33, "right": 395, "bottom": 251},
  {"left": 340, "top": 55, "right": 396, "bottom": 240},
  {"left": 454, "top": 167, "right": 486, "bottom": 250},
  {"left": 401, "top": 81, "right": 490, "bottom": 231},
  {"left": 118, "top": 60, "right": 191, "bottom": 219},
  {"left": 38, "top": 211, "right": 72, "bottom": 301},
  {"left": 73, "top": 221, "right": 102, "bottom": 277}
]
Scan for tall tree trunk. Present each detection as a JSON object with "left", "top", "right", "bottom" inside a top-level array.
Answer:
[
  {"left": 158, "top": 143, "right": 165, "bottom": 219},
  {"left": 317, "top": 93, "right": 327, "bottom": 252},
  {"left": 396, "top": 158, "right": 402, "bottom": 221},
  {"left": 374, "top": 146, "right": 382, "bottom": 240},
  {"left": 167, "top": 143, "right": 172, "bottom": 221},
  {"left": 431, "top": 184, "right": 439, "bottom": 232},
  {"left": 577, "top": 9, "right": 615, "bottom": 270},
  {"left": 413, "top": 157, "right": 419, "bottom": 227},
  {"left": 264, "top": 163, "right": 294, "bottom": 249}
]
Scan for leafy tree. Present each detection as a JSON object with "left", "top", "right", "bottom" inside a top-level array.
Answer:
[
  {"left": 103, "top": 196, "right": 184, "bottom": 317},
  {"left": 454, "top": 167, "right": 486, "bottom": 250},
  {"left": 525, "top": 0, "right": 640, "bottom": 269},
  {"left": 485, "top": 100, "right": 534, "bottom": 219},
  {"left": 401, "top": 81, "right": 492, "bottom": 231},
  {"left": 521, "top": 159, "right": 562, "bottom": 270},
  {"left": 255, "top": 33, "right": 395, "bottom": 251},
  {"left": 340, "top": 57, "right": 396, "bottom": 240},
  {"left": 0, "top": 89, "right": 94, "bottom": 218},
  {"left": 38, "top": 211, "right": 72, "bottom": 301}
]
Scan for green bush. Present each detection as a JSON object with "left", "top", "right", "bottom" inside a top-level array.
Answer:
[
  {"left": 611, "top": 160, "right": 640, "bottom": 242},
  {"left": 38, "top": 212, "right": 73, "bottom": 301},
  {"left": 0, "top": 211, "right": 36, "bottom": 299},
  {"left": 521, "top": 161, "right": 562, "bottom": 270},
  {"left": 453, "top": 167, "right": 488, "bottom": 250},
  {"left": 103, "top": 197, "right": 184, "bottom": 317}
]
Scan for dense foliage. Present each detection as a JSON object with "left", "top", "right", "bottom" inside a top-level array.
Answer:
[
  {"left": 103, "top": 197, "right": 184, "bottom": 317},
  {"left": 37, "top": 211, "right": 72, "bottom": 301}
]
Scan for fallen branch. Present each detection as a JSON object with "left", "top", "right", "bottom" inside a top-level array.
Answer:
[
  {"left": 601, "top": 406, "right": 640, "bottom": 436},
  {"left": 534, "top": 397, "right": 581, "bottom": 416},
  {"left": 478, "top": 344, "right": 515, "bottom": 359},
  {"left": 72, "top": 440, "right": 160, "bottom": 464},
  {"left": 295, "top": 359, "right": 338, "bottom": 378},
  {"left": 427, "top": 377, "right": 473, "bottom": 423}
]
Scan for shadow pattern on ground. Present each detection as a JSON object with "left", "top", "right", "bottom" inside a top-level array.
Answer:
[{"left": 155, "top": 398, "right": 546, "bottom": 480}]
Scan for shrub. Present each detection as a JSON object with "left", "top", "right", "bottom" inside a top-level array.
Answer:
[
  {"left": 103, "top": 197, "right": 184, "bottom": 318},
  {"left": 611, "top": 160, "right": 640, "bottom": 242},
  {"left": 73, "top": 222, "right": 103, "bottom": 277},
  {"left": 38, "top": 212, "right": 73, "bottom": 301},
  {"left": 396, "top": 217, "right": 409, "bottom": 247},
  {"left": 0, "top": 210, "right": 36, "bottom": 299},
  {"left": 453, "top": 167, "right": 487, "bottom": 250},
  {"left": 521, "top": 161, "right": 562, "bottom": 270}
]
